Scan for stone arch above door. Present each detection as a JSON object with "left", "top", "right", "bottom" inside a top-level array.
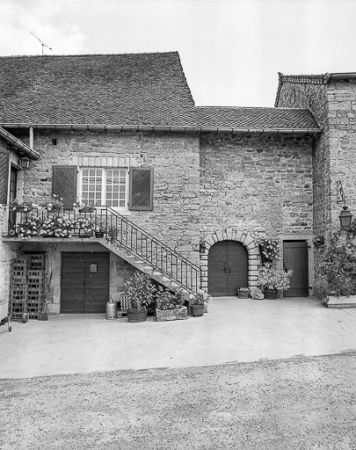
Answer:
[{"left": 200, "top": 227, "right": 261, "bottom": 293}]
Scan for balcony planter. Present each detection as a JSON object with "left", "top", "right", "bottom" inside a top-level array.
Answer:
[
  {"left": 156, "top": 306, "right": 188, "bottom": 322},
  {"left": 322, "top": 295, "right": 356, "bottom": 308},
  {"left": 95, "top": 231, "right": 105, "bottom": 238}
]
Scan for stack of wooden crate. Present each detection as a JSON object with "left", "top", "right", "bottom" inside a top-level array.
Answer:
[
  {"left": 10, "top": 255, "right": 45, "bottom": 320},
  {"left": 27, "top": 256, "right": 45, "bottom": 319},
  {"left": 10, "top": 258, "right": 28, "bottom": 320}
]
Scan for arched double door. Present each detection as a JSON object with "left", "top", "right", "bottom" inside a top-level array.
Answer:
[{"left": 208, "top": 240, "right": 248, "bottom": 296}]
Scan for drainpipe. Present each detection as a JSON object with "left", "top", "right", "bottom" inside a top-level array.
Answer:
[{"left": 29, "top": 127, "right": 34, "bottom": 150}]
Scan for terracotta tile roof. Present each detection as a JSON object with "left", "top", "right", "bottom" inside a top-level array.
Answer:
[
  {"left": 197, "top": 106, "right": 320, "bottom": 131},
  {"left": 0, "top": 52, "right": 196, "bottom": 127}
]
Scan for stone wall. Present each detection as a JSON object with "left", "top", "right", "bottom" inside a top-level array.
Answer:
[
  {"left": 6, "top": 129, "right": 200, "bottom": 311},
  {"left": 276, "top": 81, "right": 329, "bottom": 238},
  {"left": 199, "top": 132, "right": 313, "bottom": 238},
  {"left": 11, "top": 129, "right": 201, "bottom": 265},
  {"left": 327, "top": 80, "right": 356, "bottom": 233},
  {"left": 277, "top": 78, "right": 356, "bottom": 239}
]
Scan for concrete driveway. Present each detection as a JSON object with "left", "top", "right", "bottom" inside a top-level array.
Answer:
[{"left": 1, "top": 296, "right": 356, "bottom": 379}]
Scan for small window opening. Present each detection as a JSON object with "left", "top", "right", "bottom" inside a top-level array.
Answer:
[{"left": 52, "top": 139, "right": 57, "bottom": 146}]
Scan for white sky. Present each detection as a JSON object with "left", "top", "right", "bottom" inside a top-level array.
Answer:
[{"left": 1, "top": 0, "right": 356, "bottom": 107}]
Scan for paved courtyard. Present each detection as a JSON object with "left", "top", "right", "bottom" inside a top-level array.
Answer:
[{"left": 1, "top": 296, "right": 356, "bottom": 379}]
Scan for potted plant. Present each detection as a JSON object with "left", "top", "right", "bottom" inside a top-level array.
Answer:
[
  {"left": 155, "top": 287, "right": 188, "bottom": 321},
  {"left": 237, "top": 287, "right": 250, "bottom": 299},
  {"left": 10, "top": 199, "right": 38, "bottom": 213},
  {"left": 124, "top": 271, "right": 157, "bottom": 322},
  {"left": 77, "top": 216, "right": 95, "bottom": 237},
  {"left": 257, "top": 263, "right": 292, "bottom": 299},
  {"left": 107, "top": 226, "right": 117, "bottom": 243},
  {"left": 41, "top": 194, "right": 64, "bottom": 212},
  {"left": 73, "top": 198, "right": 95, "bottom": 214},
  {"left": 94, "top": 218, "right": 105, "bottom": 238},
  {"left": 190, "top": 291, "right": 205, "bottom": 317}
]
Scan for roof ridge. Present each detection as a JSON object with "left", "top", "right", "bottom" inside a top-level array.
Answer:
[
  {"left": 0, "top": 51, "right": 180, "bottom": 60},
  {"left": 196, "top": 105, "right": 312, "bottom": 111}
]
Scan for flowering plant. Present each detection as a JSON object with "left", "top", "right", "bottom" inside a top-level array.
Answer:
[
  {"left": 10, "top": 199, "right": 38, "bottom": 212},
  {"left": 16, "top": 213, "right": 42, "bottom": 238},
  {"left": 73, "top": 198, "right": 95, "bottom": 212},
  {"left": 258, "top": 263, "right": 292, "bottom": 291},
  {"left": 257, "top": 238, "right": 279, "bottom": 261},
  {"left": 94, "top": 218, "right": 105, "bottom": 232},
  {"left": 237, "top": 287, "right": 249, "bottom": 293},
  {"left": 39, "top": 216, "right": 77, "bottom": 237},
  {"left": 41, "top": 194, "right": 64, "bottom": 211}
]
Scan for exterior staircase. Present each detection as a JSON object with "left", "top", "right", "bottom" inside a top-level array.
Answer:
[{"left": 97, "top": 207, "right": 201, "bottom": 295}]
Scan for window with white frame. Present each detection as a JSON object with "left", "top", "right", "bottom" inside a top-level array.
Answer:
[
  {"left": 80, "top": 168, "right": 128, "bottom": 208},
  {"left": 52, "top": 165, "right": 154, "bottom": 211}
]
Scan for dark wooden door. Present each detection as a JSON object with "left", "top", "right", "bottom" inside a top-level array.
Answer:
[
  {"left": 208, "top": 240, "right": 248, "bottom": 296},
  {"left": 8, "top": 166, "right": 17, "bottom": 231},
  {"left": 61, "top": 252, "right": 110, "bottom": 313},
  {"left": 283, "top": 241, "right": 309, "bottom": 297}
]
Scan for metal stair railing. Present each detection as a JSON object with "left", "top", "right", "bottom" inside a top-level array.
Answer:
[
  {"left": 102, "top": 207, "right": 201, "bottom": 294},
  {"left": 12, "top": 206, "right": 201, "bottom": 293}
]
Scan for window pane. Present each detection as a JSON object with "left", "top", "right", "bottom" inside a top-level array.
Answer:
[
  {"left": 82, "top": 169, "right": 102, "bottom": 206},
  {"left": 106, "top": 169, "right": 126, "bottom": 207}
]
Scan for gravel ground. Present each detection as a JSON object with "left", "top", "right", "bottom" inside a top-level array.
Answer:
[{"left": 1, "top": 353, "right": 356, "bottom": 450}]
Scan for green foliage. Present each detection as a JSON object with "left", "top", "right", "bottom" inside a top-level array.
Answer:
[
  {"left": 190, "top": 291, "right": 205, "bottom": 306},
  {"left": 156, "top": 287, "right": 186, "bottom": 310},
  {"left": 124, "top": 271, "right": 157, "bottom": 311},
  {"left": 315, "top": 219, "right": 356, "bottom": 298},
  {"left": 317, "top": 243, "right": 356, "bottom": 297}
]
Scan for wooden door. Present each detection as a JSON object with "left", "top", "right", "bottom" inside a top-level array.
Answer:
[
  {"left": 61, "top": 252, "right": 110, "bottom": 313},
  {"left": 208, "top": 240, "right": 248, "bottom": 296},
  {"left": 283, "top": 241, "right": 309, "bottom": 297},
  {"left": 8, "top": 167, "right": 18, "bottom": 232}
]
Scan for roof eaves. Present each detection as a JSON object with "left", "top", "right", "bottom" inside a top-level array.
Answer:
[
  {"left": 0, "top": 123, "right": 321, "bottom": 135},
  {"left": 0, "top": 127, "right": 39, "bottom": 159}
]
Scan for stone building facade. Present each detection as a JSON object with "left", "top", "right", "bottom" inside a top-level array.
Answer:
[{"left": 3, "top": 53, "right": 353, "bottom": 314}]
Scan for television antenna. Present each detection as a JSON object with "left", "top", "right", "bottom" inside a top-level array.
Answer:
[{"left": 30, "top": 31, "right": 52, "bottom": 55}]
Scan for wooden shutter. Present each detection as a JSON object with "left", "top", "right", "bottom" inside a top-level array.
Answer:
[
  {"left": 0, "top": 148, "right": 9, "bottom": 204},
  {"left": 129, "top": 167, "right": 153, "bottom": 211},
  {"left": 52, "top": 165, "right": 77, "bottom": 209}
]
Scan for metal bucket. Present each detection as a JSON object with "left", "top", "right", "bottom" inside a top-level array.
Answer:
[{"left": 106, "top": 300, "right": 117, "bottom": 320}]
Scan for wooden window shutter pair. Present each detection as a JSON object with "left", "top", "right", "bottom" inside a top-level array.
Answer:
[
  {"left": 0, "top": 148, "right": 10, "bottom": 205},
  {"left": 52, "top": 166, "right": 153, "bottom": 211}
]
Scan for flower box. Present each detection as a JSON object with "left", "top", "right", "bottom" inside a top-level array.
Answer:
[
  {"left": 238, "top": 292, "right": 249, "bottom": 299},
  {"left": 156, "top": 306, "right": 188, "bottom": 322},
  {"left": 322, "top": 295, "right": 356, "bottom": 308}
]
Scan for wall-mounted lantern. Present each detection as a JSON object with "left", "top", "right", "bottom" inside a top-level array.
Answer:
[
  {"left": 19, "top": 156, "right": 30, "bottom": 169},
  {"left": 339, "top": 205, "right": 353, "bottom": 229},
  {"left": 199, "top": 241, "right": 206, "bottom": 253}
]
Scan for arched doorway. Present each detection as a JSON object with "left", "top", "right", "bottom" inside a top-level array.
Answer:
[{"left": 208, "top": 240, "right": 248, "bottom": 296}]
